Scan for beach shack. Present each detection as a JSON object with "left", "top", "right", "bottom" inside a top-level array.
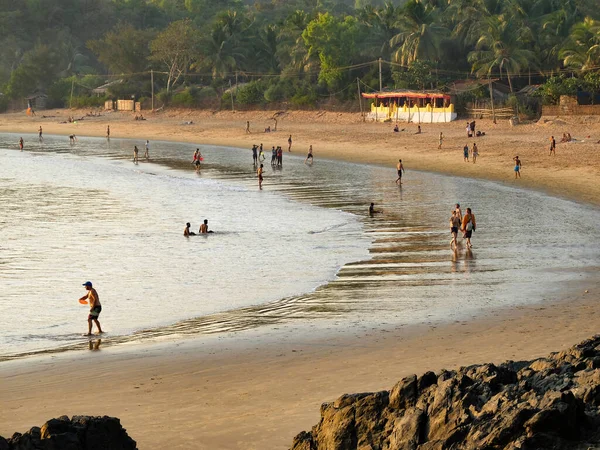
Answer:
[{"left": 362, "top": 90, "right": 456, "bottom": 123}]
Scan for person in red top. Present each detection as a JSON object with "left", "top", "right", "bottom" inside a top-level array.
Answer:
[{"left": 461, "top": 208, "right": 476, "bottom": 249}]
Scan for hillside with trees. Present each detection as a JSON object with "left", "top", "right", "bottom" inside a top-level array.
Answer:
[{"left": 0, "top": 0, "right": 599, "bottom": 112}]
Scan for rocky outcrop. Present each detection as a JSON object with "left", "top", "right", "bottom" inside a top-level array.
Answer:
[
  {"left": 291, "top": 336, "right": 600, "bottom": 450},
  {"left": 0, "top": 415, "right": 137, "bottom": 450}
]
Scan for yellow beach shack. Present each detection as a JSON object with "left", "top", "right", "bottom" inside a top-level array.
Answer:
[{"left": 362, "top": 90, "right": 456, "bottom": 123}]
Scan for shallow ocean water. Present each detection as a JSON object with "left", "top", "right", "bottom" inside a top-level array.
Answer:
[{"left": 0, "top": 133, "right": 599, "bottom": 359}]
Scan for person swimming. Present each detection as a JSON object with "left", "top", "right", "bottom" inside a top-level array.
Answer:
[
  {"left": 199, "top": 219, "right": 214, "bottom": 234},
  {"left": 184, "top": 223, "right": 196, "bottom": 237}
]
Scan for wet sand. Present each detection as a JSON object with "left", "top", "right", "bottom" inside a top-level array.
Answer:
[{"left": 1, "top": 109, "right": 600, "bottom": 448}]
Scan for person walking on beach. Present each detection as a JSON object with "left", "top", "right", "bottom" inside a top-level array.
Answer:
[
  {"left": 19, "top": 137, "right": 24, "bottom": 151},
  {"left": 257, "top": 163, "right": 264, "bottom": 189},
  {"left": 438, "top": 132, "right": 443, "bottom": 149},
  {"left": 396, "top": 159, "right": 405, "bottom": 185},
  {"left": 106, "top": 125, "right": 110, "bottom": 139},
  {"left": 245, "top": 121, "right": 251, "bottom": 134},
  {"left": 513, "top": 155, "right": 522, "bottom": 178},
  {"left": 133, "top": 145, "right": 139, "bottom": 164},
  {"left": 38, "top": 126, "right": 43, "bottom": 142},
  {"left": 305, "top": 145, "right": 313, "bottom": 164},
  {"left": 549, "top": 136, "right": 556, "bottom": 156},
  {"left": 450, "top": 210, "right": 462, "bottom": 249},
  {"left": 472, "top": 143, "right": 479, "bottom": 163},
  {"left": 463, "top": 144, "right": 469, "bottom": 162},
  {"left": 461, "top": 208, "right": 476, "bottom": 249},
  {"left": 144, "top": 140, "right": 150, "bottom": 160},
  {"left": 455, "top": 203, "right": 463, "bottom": 223},
  {"left": 79, "top": 281, "right": 103, "bottom": 336},
  {"left": 288, "top": 135, "right": 292, "bottom": 152}
]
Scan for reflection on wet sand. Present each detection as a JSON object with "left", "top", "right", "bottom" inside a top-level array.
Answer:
[{"left": 2, "top": 135, "right": 599, "bottom": 361}]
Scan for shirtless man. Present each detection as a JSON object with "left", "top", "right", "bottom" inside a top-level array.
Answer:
[
  {"left": 369, "top": 203, "right": 382, "bottom": 215},
  {"left": 38, "top": 126, "right": 43, "bottom": 142},
  {"left": 79, "top": 281, "right": 103, "bottom": 336},
  {"left": 288, "top": 135, "right": 292, "bottom": 152},
  {"left": 184, "top": 223, "right": 196, "bottom": 236},
  {"left": 69, "top": 135, "right": 77, "bottom": 144},
  {"left": 106, "top": 125, "right": 110, "bottom": 139},
  {"left": 133, "top": 145, "right": 139, "bottom": 164},
  {"left": 19, "top": 137, "right": 24, "bottom": 151},
  {"left": 395, "top": 159, "right": 405, "bottom": 185},
  {"left": 144, "top": 140, "right": 150, "bottom": 159},
  {"left": 549, "top": 136, "right": 556, "bottom": 156},
  {"left": 199, "top": 219, "right": 213, "bottom": 234},
  {"left": 455, "top": 203, "right": 463, "bottom": 222},
  {"left": 305, "top": 145, "right": 313, "bottom": 164},
  {"left": 450, "top": 210, "right": 461, "bottom": 248}
]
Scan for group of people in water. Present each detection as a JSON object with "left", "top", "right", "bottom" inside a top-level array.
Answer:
[
  {"left": 184, "top": 220, "right": 213, "bottom": 236},
  {"left": 449, "top": 203, "right": 476, "bottom": 249},
  {"left": 132, "top": 140, "right": 150, "bottom": 164}
]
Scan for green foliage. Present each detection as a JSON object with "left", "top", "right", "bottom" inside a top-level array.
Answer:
[
  {"left": 536, "top": 76, "right": 580, "bottom": 104},
  {"left": 235, "top": 81, "right": 267, "bottom": 105},
  {"left": 392, "top": 61, "right": 437, "bottom": 90}
]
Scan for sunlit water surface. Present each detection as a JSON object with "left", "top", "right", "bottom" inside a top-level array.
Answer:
[{"left": 0, "top": 133, "right": 599, "bottom": 359}]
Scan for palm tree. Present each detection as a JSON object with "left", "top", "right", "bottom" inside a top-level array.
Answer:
[
  {"left": 358, "top": 2, "right": 401, "bottom": 60},
  {"left": 390, "top": 0, "right": 449, "bottom": 66},
  {"left": 468, "top": 15, "right": 537, "bottom": 91},
  {"left": 560, "top": 17, "right": 600, "bottom": 71}
]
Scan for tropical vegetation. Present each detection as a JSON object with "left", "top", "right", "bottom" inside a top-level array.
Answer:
[{"left": 0, "top": 0, "right": 599, "bottom": 111}]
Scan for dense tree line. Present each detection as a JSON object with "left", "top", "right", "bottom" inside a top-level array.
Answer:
[{"left": 1, "top": 0, "right": 600, "bottom": 110}]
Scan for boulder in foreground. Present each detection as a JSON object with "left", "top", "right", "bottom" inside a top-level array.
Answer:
[
  {"left": 0, "top": 415, "right": 137, "bottom": 450},
  {"left": 291, "top": 335, "right": 600, "bottom": 449}
]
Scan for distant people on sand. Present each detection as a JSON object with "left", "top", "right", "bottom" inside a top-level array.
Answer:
[
  {"left": 549, "top": 136, "right": 556, "bottom": 156},
  {"left": 184, "top": 223, "right": 196, "bottom": 237},
  {"left": 79, "top": 281, "right": 103, "bottom": 336},
  {"left": 416, "top": 125, "right": 421, "bottom": 134},
  {"left": 395, "top": 159, "right": 405, "bottom": 185},
  {"left": 106, "top": 125, "right": 110, "bottom": 139},
  {"left": 38, "top": 126, "right": 43, "bottom": 142},
  {"left": 245, "top": 121, "right": 251, "bottom": 134},
  {"left": 133, "top": 145, "right": 139, "bottom": 164},
  {"left": 461, "top": 208, "right": 476, "bottom": 249},
  {"left": 257, "top": 164, "right": 264, "bottom": 189},
  {"left": 449, "top": 210, "right": 462, "bottom": 249},
  {"left": 288, "top": 135, "right": 292, "bottom": 152},
  {"left": 199, "top": 219, "right": 213, "bottom": 234},
  {"left": 394, "top": 124, "right": 399, "bottom": 133},
  {"left": 305, "top": 145, "right": 313, "bottom": 164},
  {"left": 438, "top": 132, "right": 443, "bottom": 149},
  {"left": 144, "top": 140, "right": 150, "bottom": 160},
  {"left": 472, "top": 143, "right": 478, "bottom": 163},
  {"left": 19, "top": 137, "right": 24, "bottom": 151},
  {"left": 466, "top": 122, "right": 472, "bottom": 138},
  {"left": 513, "top": 156, "right": 522, "bottom": 178},
  {"left": 560, "top": 132, "right": 572, "bottom": 143},
  {"left": 463, "top": 144, "right": 469, "bottom": 162}
]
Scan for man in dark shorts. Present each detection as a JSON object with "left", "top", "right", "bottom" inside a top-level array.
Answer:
[
  {"left": 395, "top": 159, "right": 404, "bottom": 185},
  {"left": 79, "top": 281, "right": 103, "bottom": 336},
  {"left": 304, "top": 145, "right": 313, "bottom": 164},
  {"left": 252, "top": 145, "right": 258, "bottom": 165}
]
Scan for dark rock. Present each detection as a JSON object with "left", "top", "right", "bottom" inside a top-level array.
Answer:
[
  {"left": 290, "top": 335, "right": 600, "bottom": 450},
  {"left": 0, "top": 436, "right": 8, "bottom": 450},
  {"left": 4, "top": 416, "right": 136, "bottom": 450}
]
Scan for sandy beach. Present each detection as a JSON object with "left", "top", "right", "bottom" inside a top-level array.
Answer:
[{"left": 1, "top": 108, "right": 600, "bottom": 449}]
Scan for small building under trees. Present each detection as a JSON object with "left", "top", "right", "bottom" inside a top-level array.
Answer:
[{"left": 361, "top": 91, "right": 456, "bottom": 123}]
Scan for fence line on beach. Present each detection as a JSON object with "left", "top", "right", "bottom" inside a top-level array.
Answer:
[{"left": 465, "top": 107, "right": 515, "bottom": 119}]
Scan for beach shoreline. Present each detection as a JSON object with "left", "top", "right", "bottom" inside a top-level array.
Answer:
[
  {"left": 2, "top": 108, "right": 600, "bottom": 449},
  {"left": 2, "top": 108, "right": 600, "bottom": 206}
]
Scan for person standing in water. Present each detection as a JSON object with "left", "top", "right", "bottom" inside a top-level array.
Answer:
[
  {"left": 513, "top": 155, "right": 522, "bottom": 178},
  {"left": 106, "top": 125, "right": 110, "bottom": 139},
  {"left": 288, "top": 135, "right": 292, "bottom": 152},
  {"left": 133, "top": 145, "right": 139, "bottom": 164},
  {"left": 455, "top": 203, "right": 463, "bottom": 223},
  {"left": 395, "top": 159, "right": 405, "bottom": 185},
  {"left": 257, "top": 163, "right": 264, "bottom": 189},
  {"left": 38, "top": 126, "right": 43, "bottom": 142},
  {"left": 305, "top": 145, "right": 313, "bottom": 164},
  {"left": 259, "top": 144, "right": 265, "bottom": 162},
  {"left": 79, "top": 281, "right": 103, "bottom": 336},
  {"left": 461, "top": 208, "right": 476, "bottom": 249},
  {"left": 449, "top": 210, "right": 461, "bottom": 249},
  {"left": 252, "top": 145, "right": 258, "bottom": 165},
  {"left": 271, "top": 146, "right": 277, "bottom": 166},
  {"left": 19, "top": 137, "right": 24, "bottom": 151},
  {"left": 144, "top": 140, "right": 150, "bottom": 160}
]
